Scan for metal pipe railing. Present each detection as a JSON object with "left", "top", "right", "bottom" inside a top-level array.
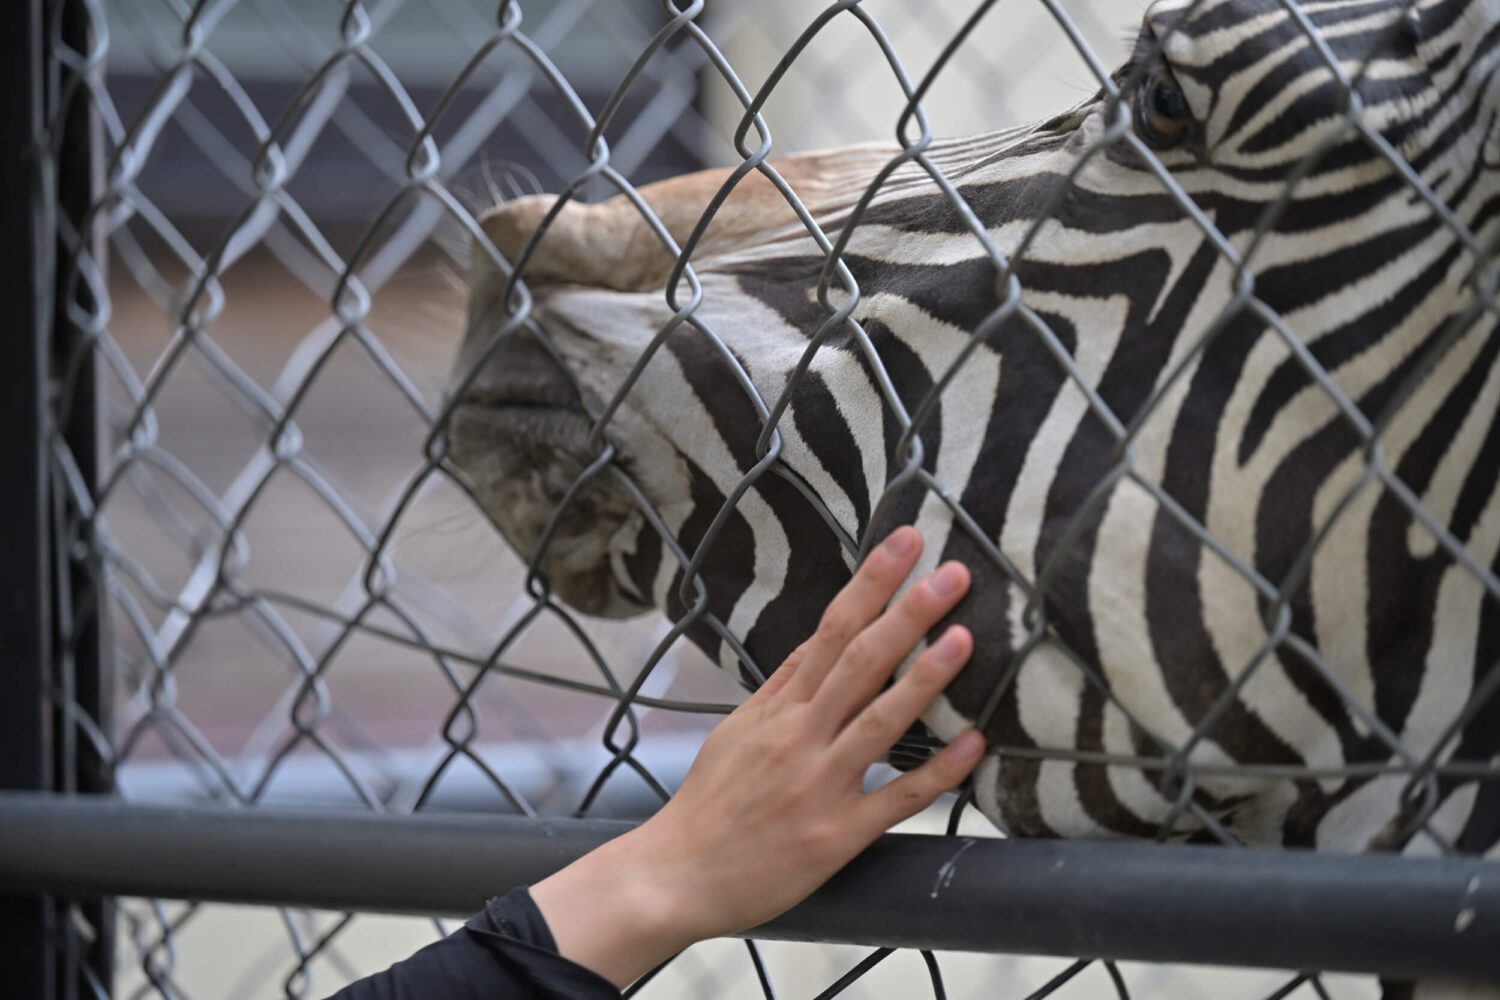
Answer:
[{"left": 0, "top": 792, "right": 1496, "bottom": 980}]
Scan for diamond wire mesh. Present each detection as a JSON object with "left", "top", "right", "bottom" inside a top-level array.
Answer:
[{"left": 35, "top": 0, "right": 1500, "bottom": 996}]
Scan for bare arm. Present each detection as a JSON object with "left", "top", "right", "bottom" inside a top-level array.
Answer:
[{"left": 529, "top": 527, "right": 984, "bottom": 989}]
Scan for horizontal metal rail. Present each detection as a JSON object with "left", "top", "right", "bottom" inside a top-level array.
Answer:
[
  {"left": 113, "top": 736, "right": 706, "bottom": 816},
  {"left": 0, "top": 792, "right": 1496, "bottom": 981}
]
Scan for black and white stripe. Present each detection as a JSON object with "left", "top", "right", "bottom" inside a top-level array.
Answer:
[{"left": 453, "top": 0, "right": 1500, "bottom": 905}]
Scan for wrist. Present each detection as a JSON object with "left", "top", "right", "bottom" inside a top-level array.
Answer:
[
  {"left": 600, "top": 824, "right": 708, "bottom": 952},
  {"left": 530, "top": 827, "right": 701, "bottom": 988}
]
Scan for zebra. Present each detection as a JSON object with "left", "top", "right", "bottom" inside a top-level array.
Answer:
[{"left": 446, "top": 0, "right": 1499, "bottom": 987}]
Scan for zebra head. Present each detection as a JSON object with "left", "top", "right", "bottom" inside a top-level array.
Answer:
[{"left": 448, "top": 0, "right": 1500, "bottom": 847}]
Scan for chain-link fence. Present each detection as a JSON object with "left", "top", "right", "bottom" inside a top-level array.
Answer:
[{"left": 5, "top": 0, "right": 1500, "bottom": 996}]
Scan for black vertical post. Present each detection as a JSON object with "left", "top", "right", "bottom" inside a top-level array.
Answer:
[
  {"left": 52, "top": 0, "right": 113, "bottom": 993},
  {"left": 0, "top": 0, "right": 56, "bottom": 998}
]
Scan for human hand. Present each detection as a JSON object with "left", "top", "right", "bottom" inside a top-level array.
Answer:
[{"left": 529, "top": 527, "right": 985, "bottom": 988}]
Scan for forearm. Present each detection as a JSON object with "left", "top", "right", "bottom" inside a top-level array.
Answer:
[{"left": 335, "top": 532, "right": 982, "bottom": 998}]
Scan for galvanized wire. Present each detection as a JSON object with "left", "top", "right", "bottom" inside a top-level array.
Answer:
[{"left": 34, "top": 0, "right": 1500, "bottom": 996}]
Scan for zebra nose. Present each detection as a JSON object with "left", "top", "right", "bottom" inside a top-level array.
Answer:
[
  {"left": 475, "top": 193, "right": 676, "bottom": 292},
  {"left": 476, "top": 194, "right": 648, "bottom": 290},
  {"left": 476, "top": 194, "right": 564, "bottom": 278}
]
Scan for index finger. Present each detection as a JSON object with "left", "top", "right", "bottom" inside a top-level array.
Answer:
[{"left": 781, "top": 527, "right": 923, "bottom": 703}]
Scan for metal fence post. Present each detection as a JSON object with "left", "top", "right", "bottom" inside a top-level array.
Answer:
[
  {"left": 0, "top": 0, "right": 57, "bottom": 996},
  {"left": 2, "top": 1, "right": 111, "bottom": 995},
  {"left": 51, "top": 0, "right": 115, "bottom": 992}
]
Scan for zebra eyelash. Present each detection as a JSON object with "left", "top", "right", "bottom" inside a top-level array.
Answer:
[{"left": 1117, "top": 22, "right": 1168, "bottom": 91}]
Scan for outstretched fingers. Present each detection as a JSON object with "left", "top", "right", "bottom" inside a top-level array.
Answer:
[
  {"left": 765, "top": 527, "right": 985, "bottom": 833},
  {"left": 831, "top": 623, "right": 974, "bottom": 768},
  {"left": 782, "top": 527, "right": 924, "bottom": 703},
  {"left": 813, "top": 561, "right": 971, "bottom": 728}
]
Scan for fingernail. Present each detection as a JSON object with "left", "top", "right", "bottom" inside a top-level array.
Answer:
[
  {"left": 949, "top": 730, "right": 985, "bottom": 765},
  {"left": 932, "top": 627, "right": 968, "bottom": 666},
  {"left": 929, "top": 562, "right": 967, "bottom": 598},
  {"left": 883, "top": 527, "right": 918, "bottom": 558}
]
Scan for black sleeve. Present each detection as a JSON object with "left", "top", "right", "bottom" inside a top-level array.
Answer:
[{"left": 324, "top": 886, "right": 623, "bottom": 1000}]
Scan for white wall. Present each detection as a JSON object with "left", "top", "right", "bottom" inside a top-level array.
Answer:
[{"left": 700, "top": 0, "right": 1136, "bottom": 160}]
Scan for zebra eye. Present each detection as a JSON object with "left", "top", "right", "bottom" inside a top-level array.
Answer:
[{"left": 1136, "top": 69, "right": 1193, "bottom": 148}]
